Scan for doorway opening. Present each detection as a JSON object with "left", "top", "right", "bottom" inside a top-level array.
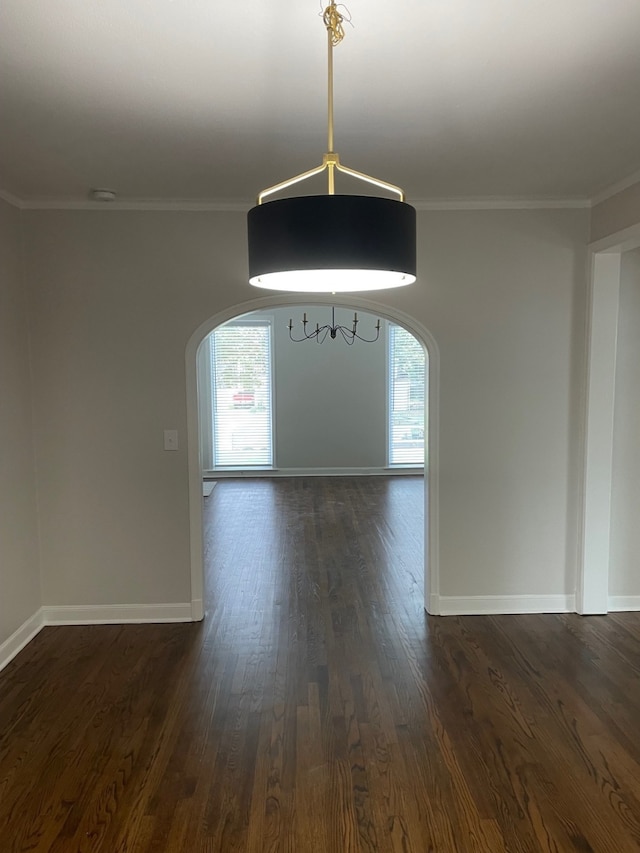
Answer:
[
  {"left": 185, "top": 295, "right": 440, "bottom": 620},
  {"left": 580, "top": 224, "right": 640, "bottom": 613}
]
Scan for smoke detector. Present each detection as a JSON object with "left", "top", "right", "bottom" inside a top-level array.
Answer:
[{"left": 90, "top": 188, "right": 117, "bottom": 202}]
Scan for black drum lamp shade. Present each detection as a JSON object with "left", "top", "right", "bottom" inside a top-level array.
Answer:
[{"left": 248, "top": 195, "right": 416, "bottom": 292}]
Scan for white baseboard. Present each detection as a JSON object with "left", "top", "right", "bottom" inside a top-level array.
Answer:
[
  {"left": 203, "top": 466, "right": 423, "bottom": 478},
  {"left": 191, "top": 599, "right": 204, "bottom": 621},
  {"left": 0, "top": 602, "right": 197, "bottom": 673},
  {"left": 11, "top": 591, "right": 629, "bottom": 673},
  {"left": 436, "top": 594, "right": 576, "bottom": 616},
  {"left": 43, "top": 603, "right": 193, "bottom": 625},
  {"left": 0, "top": 609, "right": 45, "bottom": 673},
  {"left": 427, "top": 593, "right": 441, "bottom": 615},
  {"left": 608, "top": 596, "right": 640, "bottom": 612}
]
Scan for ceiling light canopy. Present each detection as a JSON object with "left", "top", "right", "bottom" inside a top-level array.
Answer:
[{"left": 247, "top": 3, "right": 416, "bottom": 294}]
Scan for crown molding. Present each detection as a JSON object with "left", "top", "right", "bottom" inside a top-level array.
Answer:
[
  {"left": 8, "top": 181, "right": 636, "bottom": 212},
  {"left": 17, "top": 197, "right": 251, "bottom": 212},
  {"left": 591, "top": 168, "right": 640, "bottom": 207},
  {"left": 10, "top": 195, "right": 591, "bottom": 212},
  {"left": 411, "top": 197, "right": 590, "bottom": 210}
]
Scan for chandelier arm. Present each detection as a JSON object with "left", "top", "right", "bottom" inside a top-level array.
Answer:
[
  {"left": 335, "top": 162, "right": 405, "bottom": 202},
  {"left": 289, "top": 322, "right": 332, "bottom": 342},
  {"left": 305, "top": 325, "right": 341, "bottom": 342},
  {"left": 337, "top": 326, "right": 356, "bottom": 345},
  {"left": 352, "top": 327, "right": 381, "bottom": 343},
  {"left": 257, "top": 163, "right": 327, "bottom": 205}
]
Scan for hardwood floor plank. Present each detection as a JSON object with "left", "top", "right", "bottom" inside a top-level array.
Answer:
[{"left": 2, "top": 476, "right": 640, "bottom": 851}]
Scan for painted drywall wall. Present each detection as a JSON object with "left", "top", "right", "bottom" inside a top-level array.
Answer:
[
  {"left": 199, "top": 306, "right": 388, "bottom": 471},
  {"left": 23, "top": 211, "right": 250, "bottom": 608},
  {"left": 609, "top": 248, "right": 640, "bottom": 597},
  {"left": 0, "top": 198, "right": 41, "bottom": 647},
  {"left": 591, "top": 181, "right": 640, "bottom": 243},
  {"left": 274, "top": 306, "right": 387, "bottom": 469},
  {"left": 23, "top": 207, "right": 588, "bottom": 607}
]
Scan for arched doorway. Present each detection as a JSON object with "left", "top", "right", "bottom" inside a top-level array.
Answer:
[{"left": 185, "top": 294, "right": 440, "bottom": 621}]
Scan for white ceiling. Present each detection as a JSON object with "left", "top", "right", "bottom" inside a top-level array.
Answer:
[{"left": 1, "top": 0, "right": 640, "bottom": 205}]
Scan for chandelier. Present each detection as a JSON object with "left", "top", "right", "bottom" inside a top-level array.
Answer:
[
  {"left": 288, "top": 306, "right": 381, "bottom": 344},
  {"left": 247, "top": 2, "right": 416, "bottom": 293}
]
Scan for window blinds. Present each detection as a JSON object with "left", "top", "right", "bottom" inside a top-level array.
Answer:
[
  {"left": 211, "top": 323, "right": 273, "bottom": 467},
  {"left": 389, "top": 324, "right": 426, "bottom": 465}
]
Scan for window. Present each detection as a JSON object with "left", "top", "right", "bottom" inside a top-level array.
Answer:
[
  {"left": 210, "top": 322, "right": 273, "bottom": 467},
  {"left": 388, "top": 324, "right": 426, "bottom": 466}
]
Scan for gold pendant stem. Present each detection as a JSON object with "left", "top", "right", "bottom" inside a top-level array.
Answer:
[
  {"left": 327, "top": 21, "right": 334, "bottom": 154},
  {"left": 327, "top": 8, "right": 335, "bottom": 193},
  {"left": 255, "top": 2, "right": 408, "bottom": 205}
]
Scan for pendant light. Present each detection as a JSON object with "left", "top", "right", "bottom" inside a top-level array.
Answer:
[{"left": 247, "top": 3, "right": 416, "bottom": 293}]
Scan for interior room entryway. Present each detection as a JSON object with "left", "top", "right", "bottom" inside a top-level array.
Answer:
[
  {"left": 185, "top": 295, "right": 440, "bottom": 620},
  {"left": 198, "top": 308, "right": 426, "bottom": 475}
]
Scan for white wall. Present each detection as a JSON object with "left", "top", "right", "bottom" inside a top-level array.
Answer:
[
  {"left": 274, "top": 306, "right": 387, "bottom": 469},
  {"left": 200, "top": 306, "right": 388, "bottom": 471},
  {"left": 610, "top": 248, "right": 640, "bottom": 598},
  {"left": 23, "top": 207, "right": 588, "bottom": 609},
  {"left": 425, "top": 211, "right": 588, "bottom": 598},
  {"left": 0, "top": 198, "right": 41, "bottom": 648},
  {"left": 23, "top": 211, "right": 250, "bottom": 608}
]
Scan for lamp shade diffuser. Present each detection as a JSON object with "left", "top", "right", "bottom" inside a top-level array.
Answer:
[{"left": 248, "top": 195, "right": 417, "bottom": 292}]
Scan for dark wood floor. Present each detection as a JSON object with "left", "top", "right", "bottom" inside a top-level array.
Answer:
[{"left": 2, "top": 477, "right": 640, "bottom": 851}]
